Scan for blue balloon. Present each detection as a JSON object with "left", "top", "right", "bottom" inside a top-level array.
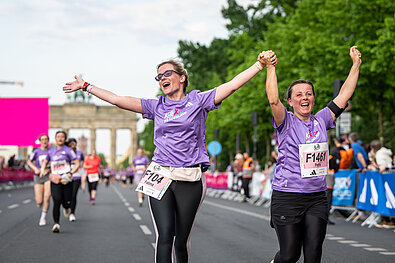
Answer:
[{"left": 207, "top": 141, "right": 222, "bottom": 156}]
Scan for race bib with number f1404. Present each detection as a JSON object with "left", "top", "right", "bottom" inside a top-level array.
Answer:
[
  {"left": 299, "top": 142, "right": 329, "bottom": 178},
  {"left": 136, "top": 162, "right": 172, "bottom": 200}
]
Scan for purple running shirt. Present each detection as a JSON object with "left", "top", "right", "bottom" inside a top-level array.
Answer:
[
  {"left": 141, "top": 89, "right": 220, "bottom": 167},
  {"left": 46, "top": 146, "right": 77, "bottom": 175},
  {"left": 273, "top": 107, "right": 335, "bottom": 193},
  {"left": 29, "top": 148, "right": 48, "bottom": 169},
  {"left": 71, "top": 150, "right": 85, "bottom": 180}
]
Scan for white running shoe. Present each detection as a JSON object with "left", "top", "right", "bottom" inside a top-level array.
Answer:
[
  {"left": 69, "top": 214, "right": 76, "bottom": 222},
  {"left": 39, "top": 217, "right": 46, "bottom": 226},
  {"left": 63, "top": 208, "right": 71, "bottom": 218},
  {"left": 52, "top": 224, "right": 60, "bottom": 233}
]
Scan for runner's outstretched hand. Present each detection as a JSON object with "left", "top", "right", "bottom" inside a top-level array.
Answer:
[
  {"left": 258, "top": 50, "right": 277, "bottom": 67},
  {"left": 350, "top": 46, "right": 361, "bottom": 66},
  {"left": 63, "top": 75, "right": 84, "bottom": 93}
]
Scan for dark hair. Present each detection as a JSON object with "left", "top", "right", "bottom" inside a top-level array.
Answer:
[
  {"left": 370, "top": 140, "right": 381, "bottom": 151},
  {"left": 66, "top": 138, "right": 77, "bottom": 146},
  {"left": 334, "top": 137, "right": 345, "bottom": 144},
  {"left": 157, "top": 59, "right": 189, "bottom": 94},
  {"left": 55, "top": 130, "right": 67, "bottom": 140},
  {"left": 39, "top": 134, "right": 49, "bottom": 140},
  {"left": 286, "top": 79, "right": 315, "bottom": 101}
]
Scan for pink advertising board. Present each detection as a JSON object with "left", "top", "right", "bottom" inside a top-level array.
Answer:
[{"left": 0, "top": 98, "right": 49, "bottom": 147}]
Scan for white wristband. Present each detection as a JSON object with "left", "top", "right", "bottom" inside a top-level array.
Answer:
[
  {"left": 254, "top": 61, "right": 264, "bottom": 71},
  {"left": 86, "top": 85, "right": 93, "bottom": 94}
]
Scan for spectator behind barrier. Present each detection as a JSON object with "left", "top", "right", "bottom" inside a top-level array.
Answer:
[
  {"left": 349, "top": 132, "right": 369, "bottom": 172},
  {"left": 370, "top": 140, "right": 394, "bottom": 173}
]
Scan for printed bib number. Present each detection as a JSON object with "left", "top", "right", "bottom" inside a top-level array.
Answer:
[
  {"left": 51, "top": 160, "right": 71, "bottom": 175},
  {"left": 88, "top": 173, "right": 99, "bottom": 183},
  {"left": 136, "top": 162, "right": 172, "bottom": 200},
  {"left": 299, "top": 143, "right": 328, "bottom": 178}
]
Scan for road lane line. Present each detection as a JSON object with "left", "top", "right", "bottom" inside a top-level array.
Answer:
[
  {"left": 380, "top": 252, "right": 395, "bottom": 255},
  {"left": 128, "top": 207, "right": 135, "bottom": 212},
  {"left": 124, "top": 202, "right": 130, "bottom": 207},
  {"left": 22, "top": 199, "right": 31, "bottom": 204},
  {"left": 364, "top": 247, "right": 387, "bottom": 252},
  {"left": 133, "top": 214, "right": 142, "bottom": 221},
  {"left": 8, "top": 204, "right": 19, "bottom": 209},
  {"left": 350, "top": 244, "right": 371, "bottom": 247},
  {"left": 338, "top": 240, "right": 357, "bottom": 244},
  {"left": 140, "top": 225, "right": 152, "bottom": 235},
  {"left": 204, "top": 200, "right": 270, "bottom": 221},
  {"left": 327, "top": 236, "right": 344, "bottom": 240}
]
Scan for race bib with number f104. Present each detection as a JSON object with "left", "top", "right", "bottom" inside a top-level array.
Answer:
[
  {"left": 299, "top": 142, "right": 329, "bottom": 178},
  {"left": 136, "top": 162, "right": 172, "bottom": 200}
]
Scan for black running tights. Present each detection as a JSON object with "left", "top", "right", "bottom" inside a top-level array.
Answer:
[
  {"left": 70, "top": 179, "right": 81, "bottom": 214},
  {"left": 274, "top": 214, "right": 327, "bottom": 263},
  {"left": 149, "top": 179, "right": 205, "bottom": 263},
  {"left": 51, "top": 182, "right": 72, "bottom": 223}
]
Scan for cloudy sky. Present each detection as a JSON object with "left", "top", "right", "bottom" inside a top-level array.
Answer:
[{"left": 1, "top": 0, "right": 234, "bottom": 156}]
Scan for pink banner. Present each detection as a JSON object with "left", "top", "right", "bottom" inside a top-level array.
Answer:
[
  {"left": 0, "top": 98, "right": 49, "bottom": 146},
  {"left": 0, "top": 168, "right": 34, "bottom": 183},
  {"left": 205, "top": 173, "right": 228, "bottom": 189}
]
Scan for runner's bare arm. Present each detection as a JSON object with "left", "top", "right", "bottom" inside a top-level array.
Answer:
[
  {"left": 331, "top": 46, "right": 361, "bottom": 121},
  {"left": 260, "top": 51, "right": 284, "bottom": 127},
  {"left": 63, "top": 75, "right": 143, "bottom": 113},
  {"left": 27, "top": 160, "right": 40, "bottom": 174},
  {"left": 214, "top": 51, "right": 276, "bottom": 104},
  {"left": 40, "top": 160, "right": 49, "bottom": 177},
  {"left": 71, "top": 159, "right": 79, "bottom": 174}
]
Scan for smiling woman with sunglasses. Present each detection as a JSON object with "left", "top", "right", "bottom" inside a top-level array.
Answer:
[{"left": 62, "top": 54, "right": 275, "bottom": 263}]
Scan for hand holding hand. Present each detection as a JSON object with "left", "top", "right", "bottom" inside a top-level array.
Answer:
[
  {"left": 63, "top": 75, "right": 85, "bottom": 93},
  {"left": 258, "top": 50, "right": 277, "bottom": 68},
  {"left": 350, "top": 46, "right": 361, "bottom": 66}
]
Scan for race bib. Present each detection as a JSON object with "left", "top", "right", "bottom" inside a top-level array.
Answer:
[
  {"left": 88, "top": 173, "right": 99, "bottom": 183},
  {"left": 135, "top": 164, "right": 146, "bottom": 175},
  {"left": 51, "top": 160, "right": 71, "bottom": 175},
  {"left": 136, "top": 162, "right": 172, "bottom": 200},
  {"left": 299, "top": 142, "right": 329, "bottom": 178}
]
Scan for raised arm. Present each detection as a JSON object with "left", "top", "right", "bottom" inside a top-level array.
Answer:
[
  {"left": 63, "top": 75, "right": 143, "bottom": 113},
  {"left": 214, "top": 52, "right": 277, "bottom": 104},
  {"left": 331, "top": 46, "right": 362, "bottom": 120},
  {"left": 259, "top": 51, "right": 284, "bottom": 126}
]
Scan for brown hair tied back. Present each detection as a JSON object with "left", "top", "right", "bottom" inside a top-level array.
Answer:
[{"left": 157, "top": 60, "right": 189, "bottom": 94}]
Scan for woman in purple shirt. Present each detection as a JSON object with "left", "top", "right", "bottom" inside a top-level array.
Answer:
[
  {"left": 63, "top": 53, "right": 274, "bottom": 263},
  {"left": 27, "top": 134, "right": 51, "bottom": 226},
  {"left": 260, "top": 47, "right": 362, "bottom": 263}
]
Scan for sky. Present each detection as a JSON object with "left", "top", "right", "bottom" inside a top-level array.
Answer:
[{"left": 0, "top": 0, "right": 234, "bottom": 157}]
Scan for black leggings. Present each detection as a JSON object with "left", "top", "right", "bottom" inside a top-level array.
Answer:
[
  {"left": 70, "top": 179, "right": 81, "bottom": 214},
  {"left": 51, "top": 182, "right": 72, "bottom": 223},
  {"left": 149, "top": 178, "right": 206, "bottom": 263},
  {"left": 273, "top": 214, "right": 327, "bottom": 263}
]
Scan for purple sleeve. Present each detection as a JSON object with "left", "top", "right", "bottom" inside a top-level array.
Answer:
[
  {"left": 316, "top": 107, "right": 336, "bottom": 130},
  {"left": 68, "top": 148, "right": 77, "bottom": 161},
  {"left": 272, "top": 106, "right": 289, "bottom": 134},
  {"left": 140, "top": 98, "right": 159, "bottom": 120},
  {"left": 29, "top": 151, "right": 36, "bottom": 161},
  {"left": 197, "top": 88, "right": 221, "bottom": 111}
]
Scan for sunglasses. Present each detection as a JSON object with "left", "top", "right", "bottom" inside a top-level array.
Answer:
[{"left": 155, "top": 70, "right": 181, "bottom": 81}]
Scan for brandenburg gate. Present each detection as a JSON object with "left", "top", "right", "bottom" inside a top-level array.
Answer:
[{"left": 50, "top": 101, "right": 138, "bottom": 169}]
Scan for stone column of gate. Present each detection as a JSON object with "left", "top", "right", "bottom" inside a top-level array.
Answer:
[
  {"left": 90, "top": 128, "right": 96, "bottom": 154},
  {"left": 129, "top": 128, "right": 137, "bottom": 165},
  {"left": 110, "top": 128, "right": 116, "bottom": 169}
]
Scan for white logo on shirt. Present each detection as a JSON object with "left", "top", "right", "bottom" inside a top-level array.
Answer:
[
  {"left": 164, "top": 108, "right": 187, "bottom": 123},
  {"left": 186, "top": 102, "right": 193, "bottom": 107}
]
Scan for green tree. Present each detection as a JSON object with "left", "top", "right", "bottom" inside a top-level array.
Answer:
[{"left": 97, "top": 153, "right": 108, "bottom": 167}]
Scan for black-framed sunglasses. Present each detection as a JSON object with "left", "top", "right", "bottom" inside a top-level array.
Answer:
[{"left": 155, "top": 70, "right": 181, "bottom": 81}]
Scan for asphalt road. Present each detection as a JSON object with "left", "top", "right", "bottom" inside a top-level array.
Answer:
[{"left": 0, "top": 182, "right": 394, "bottom": 263}]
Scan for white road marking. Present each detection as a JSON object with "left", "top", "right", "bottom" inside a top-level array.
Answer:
[
  {"left": 128, "top": 207, "right": 135, "bottom": 212},
  {"left": 204, "top": 200, "right": 270, "bottom": 221},
  {"left": 152, "top": 243, "right": 156, "bottom": 248},
  {"left": 364, "top": 247, "right": 387, "bottom": 252},
  {"left": 140, "top": 225, "right": 152, "bottom": 235},
  {"left": 338, "top": 240, "right": 357, "bottom": 244},
  {"left": 124, "top": 202, "right": 130, "bottom": 207},
  {"left": 350, "top": 244, "right": 371, "bottom": 247},
  {"left": 22, "top": 199, "right": 31, "bottom": 204},
  {"left": 133, "top": 214, "right": 142, "bottom": 221},
  {"left": 327, "top": 236, "right": 344, "bottom": 240},
  {"left": 8, "top": 204, "right": 19, "bottom": 209},
  {"left": 380, "top": 252, "right": 395, "bottom": 256}
]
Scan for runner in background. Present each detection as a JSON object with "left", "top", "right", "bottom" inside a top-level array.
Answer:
[
  {"left": 241, "top": 152, "right": 254, "bottom": 201},
  {"left": 126, "top": 165, "right": 134, "bottom": 189},
  {"left": 120, "top": 167, "right": 128, "bottom": 188},
  {"left": 103, "top": 167, "right": 112, "bottom": 187},
  {"left": 27, "top": 134, "right": 51, "bottom": 226},
  {"left": 132, "top": 148, "right": 149, "bottom": 207},
  {"left": 41, "top": 131, "right": 79, "bottom": 233},
  {"left": 84, "top": 149, "right": 101, "bottom": 205},
  {"left": 66, "top": 138, "right": 85, "bottom": 222}
]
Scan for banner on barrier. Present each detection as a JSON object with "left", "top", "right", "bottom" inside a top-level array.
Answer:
[
  {"left": 356, "top": 171, "right": 395, "bottom": 217},
  {"left": 332, "top": 169, "right": 357, "bottom": 206}
]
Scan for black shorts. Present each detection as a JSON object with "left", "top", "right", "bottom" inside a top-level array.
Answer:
[{"left": 270, "top": 190, "right": 328, "bottom": 228}]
